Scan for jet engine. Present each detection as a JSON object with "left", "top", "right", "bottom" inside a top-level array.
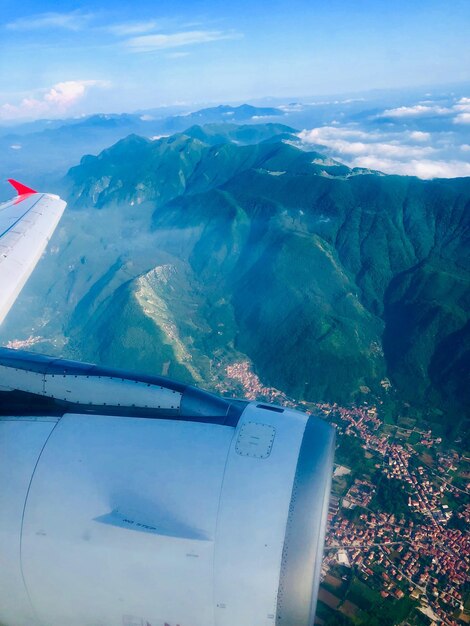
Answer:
[{"left": 0, "top": 348, "right": 334, "bottom": 626}]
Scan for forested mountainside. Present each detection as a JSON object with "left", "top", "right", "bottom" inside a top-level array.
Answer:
[{"left": 2, "top": 123, "right": 468, "bottom": 432}]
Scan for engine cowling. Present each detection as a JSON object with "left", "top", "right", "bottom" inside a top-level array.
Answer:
[{"left": 0, "top": 348, "right": 335, "bottom": 626}]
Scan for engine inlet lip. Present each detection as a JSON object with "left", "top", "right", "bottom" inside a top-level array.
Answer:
[{"left": 275, "top": 415, "right": 335, "bottom": 626}]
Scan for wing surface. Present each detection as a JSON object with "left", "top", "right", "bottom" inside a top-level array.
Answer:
[{"left": 0, "top": 180, "right": 66, "bottom": 325}]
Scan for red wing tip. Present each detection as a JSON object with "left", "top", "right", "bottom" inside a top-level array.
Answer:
[{"left": 7, "top": 179, "right": 37, "bottom": 195}]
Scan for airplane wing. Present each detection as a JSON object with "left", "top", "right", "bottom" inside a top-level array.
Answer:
[{"left": 0, "top": 179, "right": 66, "bottom": 325}]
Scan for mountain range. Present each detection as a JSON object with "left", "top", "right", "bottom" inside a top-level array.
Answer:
[
  {"left": 0, "top": 105, "right": 284, "bottom": 193},
  {"left": 0, "top": 122, "right": 468, "bottom": 434}
]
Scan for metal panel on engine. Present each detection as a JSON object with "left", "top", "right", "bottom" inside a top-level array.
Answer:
[
  {"left": 0, "top": 417, "right": 58, "bottom": 626},
  {"left": 213, "top": 403, "right": 308, "bottom": 626},
  {"left": 20, "top": 414, "right": 234, "bottom": 626}
]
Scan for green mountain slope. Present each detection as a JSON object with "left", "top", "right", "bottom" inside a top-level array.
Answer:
[{"left": 1, "top": 124, "right": 468, "bottom": 429}]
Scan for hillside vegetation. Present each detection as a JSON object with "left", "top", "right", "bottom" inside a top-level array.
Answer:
[{"left": 2, "top": 123, "right": 468, "bottom": 430}]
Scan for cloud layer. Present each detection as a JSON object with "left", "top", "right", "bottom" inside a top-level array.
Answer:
[
  {"left": 0, "top": 80, "right": 108, "bottom": 121},
  {"left": 378, "top": 97, "right": 470, "bottom": 126},
  {"left": 298, "top": 92, "right": 470, "bottom": 179},
  {"left": 126, "top": 29, "right": 242, "bottom": 52},
  {"left": 5, "top": 10, "right": 242, "bottom": 55},
  {"left": 379, "top": 104, "right": 452, "bottom": 118},
  {"left": 454, "top": 97, "right": 470, "bottom": 125},
  {"left": 6, "top": 11, "right": 91, "bottom": 31}
]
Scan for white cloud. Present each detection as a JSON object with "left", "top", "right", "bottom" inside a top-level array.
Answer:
[
  {"left": 300, "top": 125, "right": 381, "bottom": 141},
  {"left": 408, "top": 130, "right": 431, "bottom": 142},
  {"left": 298, "top": 124, "right": 469, "bottom": 180},
  {"left": 350, "top": 156, "right": 470, "bottom": 179},
  {"left": 379, "top": 104, "right": 452, "bottom": 118},
  {"left": 378, "top": 97, "right": 470, "bottom": 126},
  {"left": 6, "top": 10, "right": 91, "bottom": 31},
  {"left": 0, "top": 80, "right": 109, "bottom": 121},
  {"left": 106, "top": 21, "right": 161, "bottom": 36},
  {"left": 453, "top": 97, "right": 470, "bottom": 124},
  {"left": 339, "top": 98, "right": 366, "bottom": 104},
  {"left": 126, "top": 29, "right": 242, "bottom": 52},
  {"left": 298, "top": 126, "right": 435, "bottom": 159}
]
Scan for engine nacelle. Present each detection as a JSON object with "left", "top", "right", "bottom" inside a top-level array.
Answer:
[{"left": 0, "top": 348, "right": 335, "bottom": 626}]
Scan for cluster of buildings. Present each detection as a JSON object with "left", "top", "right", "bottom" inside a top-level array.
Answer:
[
  {"left": 223, "top": 360, "right": 293, "bottom": 404},
  {"left": 324, "top": 509, "right": 469, "bottom": 624},
  {"left": 383, "top": 445, "right": 450, "bottom": 524},
  {"left": 5, "top": 335, "right": 45, "bottom": 350},
  {"left": 316, "top": 403, "right": 469, "bottom": 625},
  {"left": 419, "top": 430, "right": 443, "bottom": 448},
  {"left": 342, "top": 478, "right": 376, "bottom": 509},
  {"left": 316, "top": 402, "right": 389, "bottom": 455}
]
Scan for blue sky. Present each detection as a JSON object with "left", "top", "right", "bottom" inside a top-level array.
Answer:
[{"left": 0, "top": 0, "right": 470, "bottom": 120}]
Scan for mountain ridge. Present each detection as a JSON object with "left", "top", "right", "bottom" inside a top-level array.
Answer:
[{"left": 1, "top": 123, "right": 468, "bottom": 434}]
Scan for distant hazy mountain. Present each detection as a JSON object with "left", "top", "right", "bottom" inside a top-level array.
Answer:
[
  {"left": 0, "top": 105, "right": 285, "bottom": 195},
  {"left": 161, "top": 104, "right": 283, "bottom": 129},
  {"left": 1, "top": 123, "right": 468, "bottom": 431}
]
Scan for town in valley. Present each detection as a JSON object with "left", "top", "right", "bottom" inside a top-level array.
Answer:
[{"left": 222, "top": 360, "right": 470, "bottom": 626}]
